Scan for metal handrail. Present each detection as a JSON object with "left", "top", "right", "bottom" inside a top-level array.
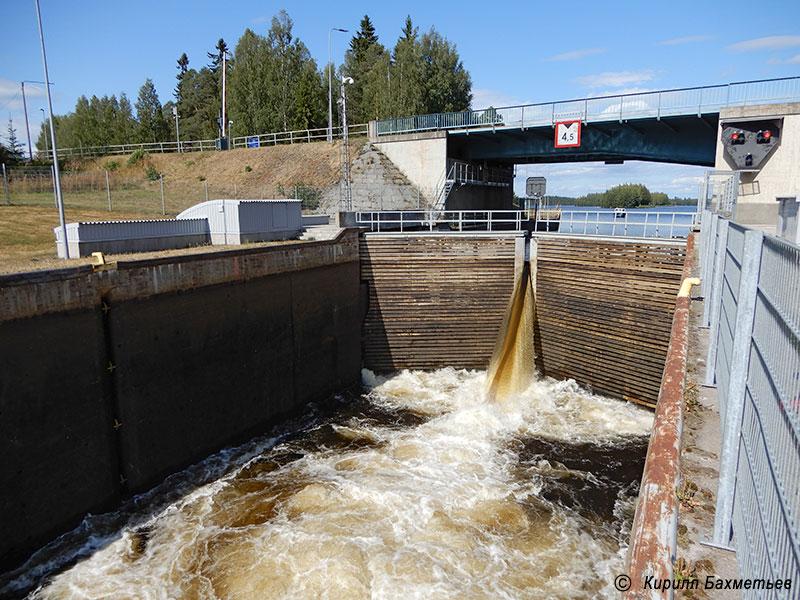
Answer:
[
  {"left": 37, "top": 123, "right": 370, "bottom": 159},
  {"left": 535, "top": 209, "right": 699, "bottom": 238},
  {"left": 230, "top": 123, "right": 368, "bottom": 148},
  {"left": 377, "top": 76, "right": 800, "bottom": 136},
  {"left": 356, "top": 210, "right": 528, "bottom": 232}
]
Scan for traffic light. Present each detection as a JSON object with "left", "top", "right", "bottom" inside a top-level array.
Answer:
[
  {"left": 731, "top": 131, "right": 746, "bottom": 145},
  {"left": 745, "top": 153, "right": 753, "bottom": 167},
  {"left": 757, "top": 130, "right": 772, "bottom": 144}
]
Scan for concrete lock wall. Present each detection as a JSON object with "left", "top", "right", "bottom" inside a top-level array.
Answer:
[
  {"left": 715, "top": 102, "right": 800, "bottom": 226},
  {"left": 0, "top": 230, "right": 362, "bottom": 572}
]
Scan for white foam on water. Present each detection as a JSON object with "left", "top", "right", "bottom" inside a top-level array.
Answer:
[{"left": 22, "top": 368, "right": 652, "bottom": 600}]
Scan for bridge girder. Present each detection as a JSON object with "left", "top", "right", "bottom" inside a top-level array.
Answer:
[{"left": 446, "top": 115, "right": 718, "bottom": 167}]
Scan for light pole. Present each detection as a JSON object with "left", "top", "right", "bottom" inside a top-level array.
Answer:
[
  {"left": 39, "top": 107, "right": 49, "bottom": 159},
  {"left": 328, "top": 27, "right": 348, "bottom": 144},
  {"left": 172, "top": 105, "right": 181, "bottom": 152},
  {"left": 340, "top": 76, "right": 354, "bottom": 211},
  {"left": 20, "top": 80, "right": 50, "bottom": 160},
  {"left": 35, "top": 0, "right": 68, "bottom": 258}
]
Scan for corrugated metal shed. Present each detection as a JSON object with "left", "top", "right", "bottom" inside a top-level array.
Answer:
[{"left": 176, "top": 199, "right": 302, "bottom": 244}]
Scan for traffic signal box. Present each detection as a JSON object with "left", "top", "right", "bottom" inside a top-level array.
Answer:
[{"left": 721, "top": 119, "right": 782, "bottom": 170}]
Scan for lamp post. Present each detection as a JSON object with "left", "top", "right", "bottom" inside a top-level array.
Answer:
[
  {"left": 35, "top": 0, "right": 68, "bottom": 258},
  {"left": 328, "top": 27, "right": 348, "bottom": 144},
  {"left": 172, "top": 105, "right": 181, "bottom": 152},
  {"left": 39, "top": 107, "right": 49, "bottom": 159},
  {"left": 20, "top": 80, "right": 50, "bottom": 160}
]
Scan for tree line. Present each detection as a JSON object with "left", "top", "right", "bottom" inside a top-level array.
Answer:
[
  {"left": 546, "top": 184, "right": 696, "bottom": 207},
  {"left": 33, "top": 12, "right": 472, "bottom": 155}
]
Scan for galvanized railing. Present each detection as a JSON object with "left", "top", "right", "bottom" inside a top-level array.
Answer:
[
  {"left": 356, "top": 210, "right": 528, "bottom": 232},
  {"left": 377, "top": 76, "right": 800, "bottom": 136},
  {"left": 536, "top": 209, "right": 698, "bottom": 238},
  {"left": 38, "top": 123, "right": 369, "bottom": 159},
  {"left": 231, "top": 123, "right": 367, "bottom": 148},
  {"left": 701, "top": 211, "right": 800, "bottom": 589},
  {"left": 41, "top": 138, "right": 218, "bottom": 159}
]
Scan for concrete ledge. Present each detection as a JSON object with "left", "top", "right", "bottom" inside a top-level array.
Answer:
[
  {"left": 625, "top": 234, "right": 695, "bottom": 599},
  {"left": 0, "top": 229, "right": 360, "bottom": 323}
]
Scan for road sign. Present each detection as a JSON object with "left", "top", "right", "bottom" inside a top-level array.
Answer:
[
  {"left": 555, "top": 120, "right": 581, "bottom": 148},
  {"left": 526, "top": 177, "right": 546, "bottom": 197}
]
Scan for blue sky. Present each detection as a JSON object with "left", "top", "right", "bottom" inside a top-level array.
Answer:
[{"left": 2, "top": 0, "right": 799, "bottom": 198}]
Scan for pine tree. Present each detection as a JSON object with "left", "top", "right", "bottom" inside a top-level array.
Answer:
[
  {"left": 135, "top": 79, "right": 169, "bottom": 143},
  {"left": 391, "top": 16, "right": 424, "bottom": 117},
  {"left": 343, "top": 14, "right": 386, "bottom": 123},
  {"left": 5, "top": 116, "right": 25, "bottom": 159}
]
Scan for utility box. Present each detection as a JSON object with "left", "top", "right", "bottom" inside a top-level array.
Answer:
[
  {"left": 777, "top": 196, "right": 800, "bottom": 245},
  {"left": 215, "top": 137, "right": 229, "bottom": 151},
  {"left": 176, "top": 199, "right": 302, "bottom": 245}
]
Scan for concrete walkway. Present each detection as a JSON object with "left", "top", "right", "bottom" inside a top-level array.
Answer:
[{"left": 674, "top": 270, "right": 740, "bottom": 599}]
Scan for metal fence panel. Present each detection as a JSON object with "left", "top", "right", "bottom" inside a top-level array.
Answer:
[{"left": 702, "top": 217, "right": 800, "bottom": 589}]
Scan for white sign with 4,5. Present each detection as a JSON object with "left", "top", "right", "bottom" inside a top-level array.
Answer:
[{"left": 555, "top": 120, "right": 581, "bottom": 148}]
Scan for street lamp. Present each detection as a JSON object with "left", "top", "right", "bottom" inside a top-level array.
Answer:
[
  {"left": 35, "top": 0, "right": 68, "bottom": 258},
  {"left": 39, "top": 107, "right": 49, "bottom": 159},
  {"left": 172, "top": 105, "right": 181, "bottom": 153},
  {"left": 21, "top": 80, "right": 51, "bottom": 160},
  {"left": 328, "top": 27, "right": 348, "bottom": 144}
]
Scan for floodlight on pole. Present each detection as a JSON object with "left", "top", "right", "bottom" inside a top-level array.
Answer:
[
  {"left": 35, "top": 0, "right": 68, "bottom": 258},
  {"left": 327, "top": 27, "right": 348, "bottom": 144}
]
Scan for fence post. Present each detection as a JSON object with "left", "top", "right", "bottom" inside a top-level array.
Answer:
[
  {"left": 704, "top": 218, "right": 728, "bottom": 385},
  {"left": 2, "top": 163, "right": 9, "bottom": 205},
  {"left": 234, "top": 183, "right": 237, "bottom": 199},
  {"left": 701, "top": 213, "right": 718, "bottom": 327},
  {"left": 160, "top": 174, "right": 165, "bottom": 215},
  {"left": 712, "top": 229, "right": 764, "bottom": 547},
  {"left": 105, "top": 170, "right": 111, "bottom": 211},
  {"left": 204, "top": 181, "right": 209, "bottom": 202}
]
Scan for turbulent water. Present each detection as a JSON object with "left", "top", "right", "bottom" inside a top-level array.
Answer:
[{"left": 2, "top": 368, "right": 652, "bottom": 600}]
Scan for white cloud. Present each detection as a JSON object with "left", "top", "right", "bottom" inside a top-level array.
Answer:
[
  {"left": 587, "top": 87, "right": 657, "bottom": 98},
  {"left": 573, "top": 70, "right": 656, "bottom": 89},
  {"left": 727, "top": 35, "right": 800, "bottom": 52},
  {"left": 768, "top": 54, "right": 800, "bottom": 64},
  {"left": 544, "top": 47, "right": 606, "bottom": 62},
  {"left": 657, "top": 35, "right": 712, "bottom": 46},
  {"left": 471, "top": 89, "right": 528, "bottom": 109}
]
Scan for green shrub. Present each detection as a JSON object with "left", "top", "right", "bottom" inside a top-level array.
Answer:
[
  {"left": 185, "top": 160, "right": 195, "bottom": 167},
  {"left": 128, "top": 148, "right": 149, "bottom": 166},
  {"left": 104, "top": 160, "right": 120, "bottom": 172},
  {"left": 145, "top": 165, "right": 160, "bottom": 181},
  {"left": 245, "top": 165, "right": 252, "bottom": 172},
  {"left": 198, "top": 175, "right": 206, "bottom": 182}
]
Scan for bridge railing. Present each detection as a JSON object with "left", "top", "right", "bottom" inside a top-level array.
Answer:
[
  {"left": 700, "top": 213, "right": 800, "bottom": 587},
  {"left": 537, "top": 209, "right": 698, "bottom": 238},
  {"left": 356, "top": 210, "right": 528, "bottom": 232},
  {"left": 376, "top": 76, "right": 800, "bottom": 136}
]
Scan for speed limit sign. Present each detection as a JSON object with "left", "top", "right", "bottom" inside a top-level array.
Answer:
[{"left": 555, "top": 120, "right": 581, "bottom": 148}]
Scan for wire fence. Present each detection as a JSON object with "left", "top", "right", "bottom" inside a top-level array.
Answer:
[
  {"left": 1, "top": 166, "right": 327, "bottom": 215},
  {"left": 701, "top": 211, "right": 800, "bottom": 592}
]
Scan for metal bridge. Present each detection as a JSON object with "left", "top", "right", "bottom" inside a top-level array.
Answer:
[{"left": 376, "top": 77, "right": 800, "bottom": 167}]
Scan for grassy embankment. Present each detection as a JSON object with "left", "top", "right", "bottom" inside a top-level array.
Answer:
[{"left": 1, "top": 141, "right": 348, "bottom": 273}]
